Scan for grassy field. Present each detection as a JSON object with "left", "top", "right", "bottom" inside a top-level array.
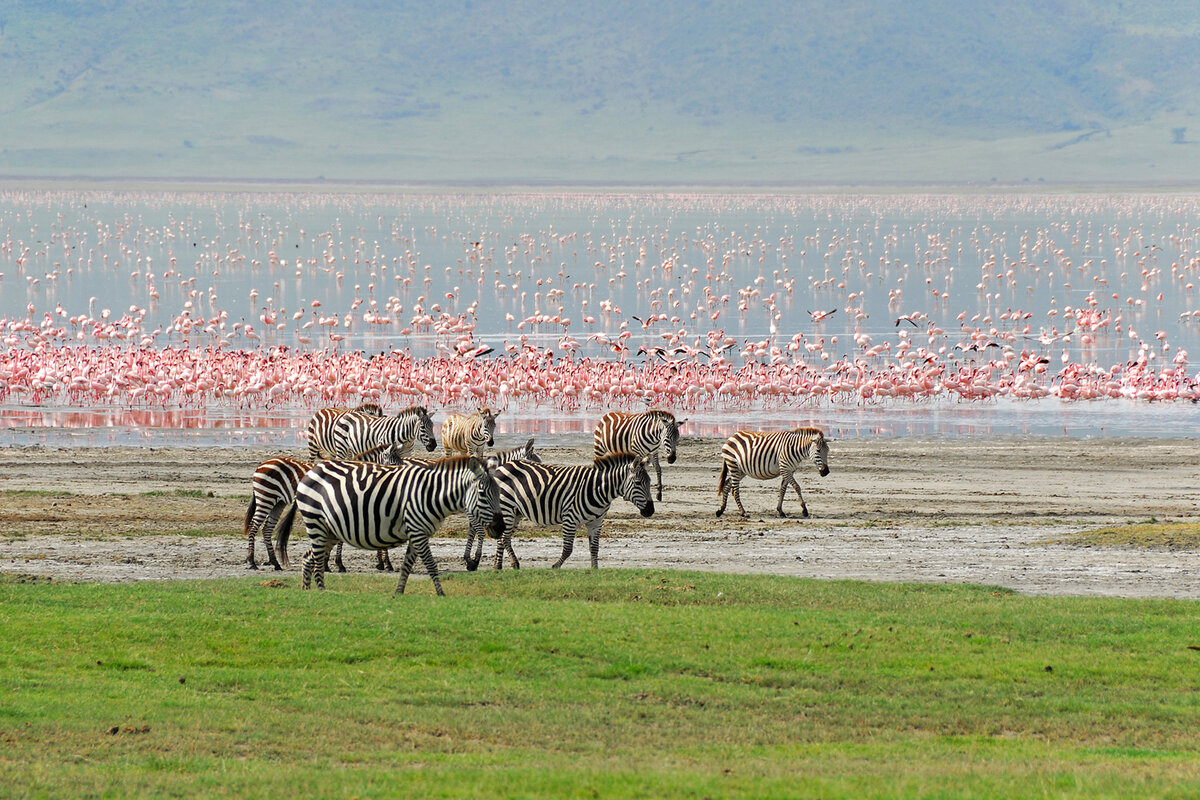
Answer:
[{"left": 1, "top": 569, "right": 1198, "bottom": 798}]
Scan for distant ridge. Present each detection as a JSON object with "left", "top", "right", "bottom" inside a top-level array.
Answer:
[{"left": 3, "top": 1, "right": 1200, "bottom": 184}]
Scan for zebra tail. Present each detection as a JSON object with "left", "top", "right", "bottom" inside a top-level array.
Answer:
[
  {"left": 275, "top": 502, "right": 298, "bottom": 569},
  {"left": 717, "top": 460, "right": 728, "bottom": 494}
]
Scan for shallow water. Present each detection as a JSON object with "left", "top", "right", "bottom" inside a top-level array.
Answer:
[
  {"left": 2, "top": 188, "right": 1199, "bottom": 445},
  {"left": 0, "top": 397, "right": 1196, "bottom": 448}
]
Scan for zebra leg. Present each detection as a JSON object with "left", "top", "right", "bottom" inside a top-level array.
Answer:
[
  {"left": 652, "top": 452, "right": 664, "bottom": 501},
  {"left": 333, "top": 541, "right": 347, "bottom": 573},
  {"left": 787, "top": 472, "right": 809, "bottom": 518},
  {"left": 375, "top": 549, "right": 393, "bottom": 571},
  {"left": 504, "top": 525, "right": 520, "bottom": 570},
  {"left": 260, "top": 503, "right": 285, "bottom": 571},
  {"left": 464, "top": 522, "right": 482, "bottom": 571},
  {"left": 585, "top": 518, "right": 604, "bottom": 569},
  {"left": 716, "top": 479, "right": 730, "bottom": 517},
  {"left": 301, "top": 547, "right": 315, "bottom": 589},
  {"left": 395, "top": 540, "right": 423, "bottom": 595},
  {"left": 302, "top": 538, "right": 332, "bottom": 590},
  {"left": 414, "top": 535, "right": 445, "bottom": 597},
  {"left": 244, "top": 496, "right": 261, "bottom": 570},
  {"left": 551, "top": 520, "right": 578, "bottom": 568},
  {"left": 730, "top": 475, "right": 749, "bottom": 517}
]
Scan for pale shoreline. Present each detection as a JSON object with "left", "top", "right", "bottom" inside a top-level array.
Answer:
[{"left": 0, "top": 436, "right": 1197, "bottom": 598}]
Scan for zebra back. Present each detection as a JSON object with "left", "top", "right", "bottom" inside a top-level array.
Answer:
[
  {"left": 294, "top": 455, "right": 499, "bottom": 550},
  {"left": 306, "top": 403, "right": 384, "bottom": 459},
  {"left": 592, "top": 409, "right": 683, "bottom": 461},
  {"left": 441, "top": 407, "right": 499, "bottom": 455},
  {"left": 332, "top": 405, "right": 437, "bottom": 461}
]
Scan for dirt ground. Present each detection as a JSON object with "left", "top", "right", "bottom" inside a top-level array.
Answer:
[{"left": 0, "top": 436, "right": 1197, "bottom": 598}]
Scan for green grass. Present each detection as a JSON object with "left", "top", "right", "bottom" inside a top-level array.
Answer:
[
  {"left": 1045, "top": 520, "right": 1200, "bottom": 550},
  {"left": 1, "top": 570, "right": 1198, "bottom": 798}
]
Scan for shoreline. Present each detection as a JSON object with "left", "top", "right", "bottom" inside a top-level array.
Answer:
[{"left": 0, "top": 436, "right": 1196, "bottom": 597}]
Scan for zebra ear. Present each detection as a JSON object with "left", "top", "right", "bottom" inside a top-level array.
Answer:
[{"left": 677, "top": 418, "right": 688, "bottom": 426}]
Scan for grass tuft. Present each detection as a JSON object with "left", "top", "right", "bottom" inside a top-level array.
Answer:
[{"left": 1044, "top": 520, "right": 1200, "bottom": 550}]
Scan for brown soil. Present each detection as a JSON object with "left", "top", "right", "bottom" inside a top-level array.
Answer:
[{"left": 0, "top": 437, "right": 1197, "bottom": 597}]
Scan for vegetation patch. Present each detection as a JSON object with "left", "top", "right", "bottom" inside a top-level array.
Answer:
[{"left": 1043, "top": 520, "right": 1200, "bottom": 550}]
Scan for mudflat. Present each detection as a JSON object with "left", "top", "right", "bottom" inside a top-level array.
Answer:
[{"left": 0, "top": 436, "right": 1196, "bottom": 598}]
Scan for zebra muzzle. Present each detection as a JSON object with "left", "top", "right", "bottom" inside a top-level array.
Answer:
[
  {"left": 640, "top": 500, "right": 655, "bottom": 518},
  {"left": 819, "top": 466, "right": 830, "bottom": 477}
]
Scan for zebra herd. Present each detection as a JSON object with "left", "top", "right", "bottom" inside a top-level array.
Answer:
[{"left": 243, "top": 405, "right": 831, "bottom": 595}]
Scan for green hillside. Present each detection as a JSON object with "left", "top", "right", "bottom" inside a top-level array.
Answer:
[{"left": 2, "top": 0, "right": 1200, "bottom": 183}]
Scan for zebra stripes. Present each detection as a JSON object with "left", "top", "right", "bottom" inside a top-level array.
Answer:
[
  {"left": 441, "top": 407, "right": 499, "bottom": 455},
  {"left": 468, "top": 452, "right": 654, "bottom": 572},
  {"left": 592, "top": 409, "right": 684, "bottom": 500},
  {"left": 716, "top": 427, "right": 830, "bottom": 518},
  {"left": 290, "top": 455, "right": 503, "bottom": 595},
  {"left": 245, "top": 448, "right": 405, "bottom": 572},
  {"left": 244, "top": 456, "right": 312, "bottom": 570},
  {"left": 333, "top": 405, "right": 437, "bottom": 461},
  {"left": 306, "top": 403, "right": 384, "bottom": 460}
]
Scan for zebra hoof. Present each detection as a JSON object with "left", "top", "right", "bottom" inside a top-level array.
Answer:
[
  {"left": 801, "top": 509, "right": 810, "bottom": 519},
  {"left": 464, "top": 560, "right": 479, "bottom": 572},
  {"left": 715, "top": 507, "right": 724, "bottom": 518},
  {"left": 247, "top": 562, "right": 258, "bottom": 571}
]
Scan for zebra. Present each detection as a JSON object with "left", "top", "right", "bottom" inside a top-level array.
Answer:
[
  {"left": 716, "top": 427, "right": 831, "bottom": 518},
  {"left": 458, "top": 438, "right": 543, "bottom": 570},
  {"left": 288, "top": 455, "right": 503, "bottom": 595},
  {"left": 441, "top": 407, "right": 499, "bottom": 455},
  {"left": 467, "top": 452, "right": 654, "bottom": 572},
  {"left": 243, "top": 456, "right": 312, "bottom": 571},
  {"left": 592, "top": 409, "right": 685, "bottom": 501},
  {"left": 332, "top": 405, "right": 437, "bottom": 462},
  {"left": 305, "top": 403, "right": 384, "bottom": 460},
  {"left": 244, "top": 447, "right": 407, "bottom": 571}
]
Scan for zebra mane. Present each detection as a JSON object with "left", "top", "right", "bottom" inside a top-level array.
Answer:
[
  {"left": 398, "top": 405, "right": 428, "bottom": 418},
  {"left": 594, "top": 451, "right": 642, "bottom": 468}
]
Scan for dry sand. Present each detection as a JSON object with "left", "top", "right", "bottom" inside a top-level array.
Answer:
[{"left": 0, "top": 436, "right": 1197, "bottom": 598}]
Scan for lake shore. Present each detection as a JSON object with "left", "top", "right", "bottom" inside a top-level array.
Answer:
[{"left": 0, "top": 436, "right": 1197, "bottom": 597}]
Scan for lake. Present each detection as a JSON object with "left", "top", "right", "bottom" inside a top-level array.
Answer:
[{"left": 1, "top": 188, "right": 1198, "bottom": 446}]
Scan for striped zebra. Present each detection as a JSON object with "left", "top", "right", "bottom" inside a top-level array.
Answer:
[
  {"left": 592, "top": 409, "right": 685, "bottom": 500},
  {"left": 716, "top": 427, "right": 831, "bottom": 518},
  {"left": 244, "top": 448, "right": 405, "bottom": 571},
  {"left": 468, "top": 452, "right": 654, "bottom": 572},
  {"left": 332, "top": 405, "right": 437, "bottom": 462},
  {"left": 243, "top": 456, "right": 312, "bottom": 571},
  {"left": 289, "top": 455, "right": 503, "bottom": 595},
  {"left": 441, "top": 407, "right": 499, "bottom": 455},
  {"left": 459, "top": 438, "right": 543, "bottom": 570},
  {"left": 306, "top": 403, "right": 384, "bottom": 460}
]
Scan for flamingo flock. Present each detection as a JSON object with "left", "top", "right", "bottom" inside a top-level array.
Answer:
[{"left": 0, "top": 190, "right": 1197, "bottom": 421}]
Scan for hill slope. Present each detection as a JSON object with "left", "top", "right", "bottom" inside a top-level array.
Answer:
[{"left": 3, "top": 0, "right": 1200, "bottom": 183}]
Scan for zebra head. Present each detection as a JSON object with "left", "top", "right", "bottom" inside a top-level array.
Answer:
[
  {"left": 661, "top": 415, "right": 684, "bottom": 465},
  {"left": 416, "top": 407, "right": 437, "bottom": 452},
  {"left": 479, "top": 407, "right": 499, "bottom": 448},
  {"left": 621, "top": 453, "right": 656, "bottom": 518},
  {"left": 812, "top": 433, "right": 830, "bottom": 477},
  {"left": 465, "top": 455, "right": 505, "bottom": 540}
]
